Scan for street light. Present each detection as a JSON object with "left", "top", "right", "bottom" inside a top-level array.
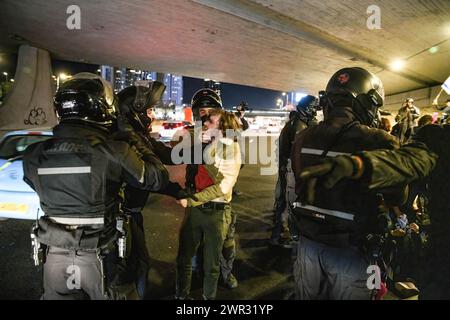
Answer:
[
  {"left": 390, "top": 59, "right": 405, "bottom": 71},
  {"left": 277, "top": 98, "right": 283, "bottom": 109},
  {"left": 3, "top": 72, "right": 8, "bottom": 82},
  {"left": 56, "top": 73, "right": 71, "bottom": 90}
]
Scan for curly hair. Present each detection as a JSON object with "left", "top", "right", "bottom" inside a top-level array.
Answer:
[{"left": 208, "top": 109, "right": 241, "bottom": 136}]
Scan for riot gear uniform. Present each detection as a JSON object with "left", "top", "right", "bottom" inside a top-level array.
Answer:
[
  {"left": 23, "top": 74, "right": 169, "bottom": 300},
  {"left": 271, "top": 95, "right": 318, "bottom": 246},
  {"left": 117, "top": 82, "right": 166, "bottom": 134},
  {"left": 117, "top": 82, "right": 197, "bottom": 298},
  {"left": 290, "top": 68, "right": 404, "bottom": 299}
]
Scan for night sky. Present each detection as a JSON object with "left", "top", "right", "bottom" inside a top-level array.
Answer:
[
  {"left": 182, "top": 76, "right": 284, "bottom": 110},
  {"left": 1, "top": 53, "right": 284, "bottom": 109}
]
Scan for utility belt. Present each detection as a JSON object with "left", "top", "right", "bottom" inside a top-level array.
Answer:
[
  {"left": 291, "top": 202, "right": 360, "bottom": 248},
  {"left": 292, "top": 202, "right": 355, "bottom": 222},
  {"left": 31, "top": 214, "right": 130, "bottom": 266},
  {"left": 291, "top": 202, "right": 392, "bottom": 260},
  {"left": 198, "top": 202, "right": 229, "bottom": 211}
]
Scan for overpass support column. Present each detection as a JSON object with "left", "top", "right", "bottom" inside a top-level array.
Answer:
[{"left": 0, "top": 45, "right": 57, "bottom": 130}]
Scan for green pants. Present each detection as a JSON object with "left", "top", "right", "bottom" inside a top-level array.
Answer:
[{"left": 176, "top": 204, "right": 232, "bottom": 299}]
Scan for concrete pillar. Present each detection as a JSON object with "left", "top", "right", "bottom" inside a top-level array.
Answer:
[{"left": 0, "top": 45, "right": 58, "bottom": 130}]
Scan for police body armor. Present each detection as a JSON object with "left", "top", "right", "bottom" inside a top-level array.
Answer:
[
  {"left": 25, "top": 124, "right": 128, "bottom": 251},
  {"left": 291, "top": 110, "right": 402, "bottom": 248}
]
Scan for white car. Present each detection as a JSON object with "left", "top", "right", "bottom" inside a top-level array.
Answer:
[{"left": 0, "top": 128, "right": 52, "bottom": 220}]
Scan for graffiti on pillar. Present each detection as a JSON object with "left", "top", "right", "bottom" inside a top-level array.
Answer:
[{"left": 24, "top": 107, "right": 47, "bottom": 125}]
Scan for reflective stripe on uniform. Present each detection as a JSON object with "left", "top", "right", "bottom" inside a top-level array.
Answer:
[
  {"left": 292, "top": 202, "right": 354, "bottom": 221},
  {"left": 139, "top": 166, "right": 145, "bottom": 184},
  {"left": 49, "top": 216, "right": 104, "bottom": 225},
  {"left": 300, "top": 148, "right": 349, "bottom": 158},
  {"left": 37, "top": 166, "right": 91, "bottom": 175}
]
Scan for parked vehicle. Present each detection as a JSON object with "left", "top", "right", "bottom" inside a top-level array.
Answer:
[{"left": 0, "top": 128, "right": 52, "bottom": 220}]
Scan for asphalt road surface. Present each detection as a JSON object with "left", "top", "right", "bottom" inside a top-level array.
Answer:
[{"left": 0, "top": 160, "right": 294, "bottom": 300}]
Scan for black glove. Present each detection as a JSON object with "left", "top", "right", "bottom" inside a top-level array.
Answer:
[
  {"left": 299, "top": 155, "right": 363, "bottom": 204},
  {"left": 177, "top": 189, "right": 199, "bottom": 202}
]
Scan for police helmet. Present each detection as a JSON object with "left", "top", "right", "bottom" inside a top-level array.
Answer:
[
  {"left": 118, "top": 81, "right": 166, "bottom": 132},
  {"left": 296, "top": 95, "right": 319, "bottom": 119},
  {"left": 325, "top": 67, "right": 385, "bottom": 127},
  {"left": 191, "top": 88, "right": 223, "bottom": 120},
  {"left": 54, "top": 72, "right": 117, "bottom": 126}
]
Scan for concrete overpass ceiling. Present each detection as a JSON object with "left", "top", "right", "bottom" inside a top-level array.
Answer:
[{"left": 0, "top": 0, "right": 449, "bottom": 95}]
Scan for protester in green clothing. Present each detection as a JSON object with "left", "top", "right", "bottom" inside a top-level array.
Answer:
[{"left": 175, "top": 109, "right": 242, "bottom": 300}]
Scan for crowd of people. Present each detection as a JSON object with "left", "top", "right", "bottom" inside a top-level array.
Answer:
[
  {"left": 286, "top": 68, "right": 450, "bottom": 300},
  {"left": 23, "top": 73, "right": 246, "bottom": 300},
  {"left": 21, "top": 65, "right": 449, "bottom": 300}
]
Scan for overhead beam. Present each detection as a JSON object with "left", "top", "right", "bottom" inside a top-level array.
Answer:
[{"left": 192, "top": 0, "right": 440, "bottom": 87}]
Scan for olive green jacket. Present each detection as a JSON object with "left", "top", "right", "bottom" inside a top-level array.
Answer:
[
  {"left": 187, "top": 137, "right": 242, "bottom": 207},
  {"left": 358, "top": 125, "right": 441, "bottom": 191}
]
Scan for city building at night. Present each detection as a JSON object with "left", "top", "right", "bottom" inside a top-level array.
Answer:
[{"left": 100, "top": 66, "right": 183, "bottom": 106}]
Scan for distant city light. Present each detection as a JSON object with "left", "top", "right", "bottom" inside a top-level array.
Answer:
[
  {"left": 116, "top": 70, "right": 121, "bottom": 73},
  {"left": 390, "top": 59, "right": 405, "bottom": 71},
  {"left": 276, "top": 98, "right": 283, "bottom": 108},
  {"left": 295, "top": 92, "right": 307, "bottom": 102}
]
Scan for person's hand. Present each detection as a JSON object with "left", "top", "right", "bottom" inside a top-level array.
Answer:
[
  {"left": 391, "top": 229, "right": 406, "bottom": 237},
  {"left": 177, "top": 189, "right": 199, "bottom": 201},
  {"left": 177, "top": 199, "right": 188, "bottom": 208},
  {"left": 409, "top": 223, "right": 420, "bottom": 233},
  {"left": 299, "top": 155, "right": 364, "bottom": 204}
]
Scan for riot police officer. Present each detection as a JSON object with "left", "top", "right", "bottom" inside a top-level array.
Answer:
[
  {"left": 271, "top": 95, "right": 318, "bottom": 247},
  {"left": 299, "top": 119, "right": 450, "bottom": 299},
  {"left": 23, "top": 73, "right": 169, "bottom": 300},
  {"left": 115, "top": 82, "right": 170, "bottom": 299},
  {"left": 290, "top": 67, "right": 405, "bottom": 299}
]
